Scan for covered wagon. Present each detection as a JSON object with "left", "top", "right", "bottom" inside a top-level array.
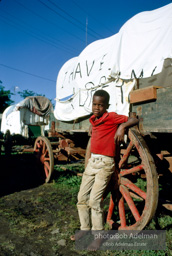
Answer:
[
  {"left": 1, "top": 96, "right": 53, "bottom": 156},
  {"left": 49, "top": 3, "right": 172, "bottom": 230}
]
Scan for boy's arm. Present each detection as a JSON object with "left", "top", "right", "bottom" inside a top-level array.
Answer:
[
  {"left": 114, "top": 117, "right": 139, "bottom": 144},
  {"left": 89, "top": 124, "right": 92, "bottom": 136}
]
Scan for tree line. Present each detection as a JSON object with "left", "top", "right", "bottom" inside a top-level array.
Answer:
[{"left": 0, "top": 80, "right": 51, "bottom": 113}]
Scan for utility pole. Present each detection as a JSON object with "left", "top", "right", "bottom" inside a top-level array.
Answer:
[
  {"left": 86, "top": 17, "right": 88, "bottom": 46},
  {"left": 14, "top": 86, "right": 19, "bottom": 104}
]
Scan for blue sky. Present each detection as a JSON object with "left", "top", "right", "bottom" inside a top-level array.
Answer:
[{"left": 0, "top": 0, "right": 171, "bottom": 105}]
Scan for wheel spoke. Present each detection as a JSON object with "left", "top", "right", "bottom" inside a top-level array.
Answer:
[
  {"left": 36, "top": 142, "right": 41, "bottom": 148},
  {"left": 119, "top": 141, "right": 133, "bottom": 168},
  {"left": 42, "top": 141, "right": 46, "bottom": 154},
  {"left": 121, "top": 177, "right": 146, "bottom": 200},
  {"left": 44, "top": 149, "right": 48, "bottom": 157},
  {"left": 129, "top": 192, "right": 144, "bottom": 201},
  {"left": 120, "top": 164, "right": 144, "bottom": 176},
  {"left": 120, "top": 185, "right": 141, "bottom": 221},
  {"left": 106, "top": 195, "right": 115, "bottom": 223},
  {"left": 44, "top": 165, "right": 49, "bottom": 178},
  {"left": 44, "top": 157, "right": 50, "bottom": 161},
  {"left": 44, "top": 161, "right": 50, "bottom": 170},
  {"left": 118, "top": 196, "right": 126, "bottom": 228}
]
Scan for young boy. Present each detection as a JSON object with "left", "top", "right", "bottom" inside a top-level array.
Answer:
[{"left": 71, "top": 90, "right": 138, "bottom": 248}]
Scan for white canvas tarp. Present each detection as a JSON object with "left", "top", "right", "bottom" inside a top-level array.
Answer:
[
  {"left": 1, "top": 105, "right": 22, "bottom": 135},
  {"left": 54, "top": 3, "right": 172, "bottom": 121}
]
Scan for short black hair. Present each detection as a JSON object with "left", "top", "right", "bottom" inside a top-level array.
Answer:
[{"left": 93, "top": 90, "right": 110, "bottom": 104}]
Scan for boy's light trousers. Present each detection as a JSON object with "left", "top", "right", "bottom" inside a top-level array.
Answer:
[{"left": 77, "top": 154, "right": 115, "bottom": 230}]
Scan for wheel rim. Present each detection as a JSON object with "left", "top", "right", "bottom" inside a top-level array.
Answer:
[
  {"left": 34, "top": 136, "right": 54, "bottom": 183},
  {"left": 107, "top": 128, "right": 159, "bottom": 230}
]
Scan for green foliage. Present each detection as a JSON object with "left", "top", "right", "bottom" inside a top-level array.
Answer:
[
  {"left": 53, "top": 165, "right": 82, "bottom": 189},
  {"left": 141, "top": 251, "right": 167, "bottom": 256},
  {"left": 135, "top": 178, "right": 147, "bottom": 192},
  {"left": 17, "top": 89, "right": 45, "bottom": 99},
  {"left": 56, "top": 175, "right": 82, "bottom": 187},
  {"left": 158, "top": 215, "right": 172, "bottom": 229},
  {"left": 17, "top": 89, "right": 54, "bottom": 107},
  {"left": 0, "top": 81, "right": 14, "bottom": 112}
]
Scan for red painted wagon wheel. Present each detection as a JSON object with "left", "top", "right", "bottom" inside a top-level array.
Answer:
[
  {"left": 34, "top": 136, "right": 54, "bottom": 183},
  {"left": 106, "top": 128, "right": 159, "bottom": 230}
]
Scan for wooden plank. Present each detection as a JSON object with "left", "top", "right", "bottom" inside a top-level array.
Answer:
[
  {"left": 129, "top": 86, "right": 162, "bottom": 104},
  {"left": 131, "top": 87, "right": 172, "bottom": 133}
]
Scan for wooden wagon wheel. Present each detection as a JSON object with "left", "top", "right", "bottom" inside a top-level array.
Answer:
[
  {"left": 85, "top": 128, "right": 159, "bottom": 230},
  {"left": 106, "top": 128, "right": 159, "bottom": 230},
  {"left": 34, "top": 136, "right": 54, "bottom": 183}
]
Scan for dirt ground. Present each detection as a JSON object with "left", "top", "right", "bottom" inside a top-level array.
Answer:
[
  {"left": 0, "top": 153, "right": 83, "bottom": 256},
  {"left": 0, "top": 153, "right": 171, "bottom": 256}
]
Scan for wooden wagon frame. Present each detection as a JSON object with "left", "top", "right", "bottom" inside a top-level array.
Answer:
[
  {"left": 1, "top": 74, "right": 171, "bottom": 231},
  {"left": 31, "top": 57, "right": 172, "bottom": 231}
]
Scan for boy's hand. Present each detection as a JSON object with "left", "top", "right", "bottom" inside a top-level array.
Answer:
[
  {"left": 114, "top": 117, "right": 139, "bottom": 144},
  {"left": 114, "top": 125, "right": 125, "bottom": 144}
]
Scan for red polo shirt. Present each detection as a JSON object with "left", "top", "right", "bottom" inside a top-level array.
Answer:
[{"left": 89, "top": 112, "right": 128, "bottom": 157}]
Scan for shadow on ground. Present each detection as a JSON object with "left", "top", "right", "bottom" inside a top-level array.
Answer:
[{"left": 0, "top": 153, "right": 43, "bottom": 197}]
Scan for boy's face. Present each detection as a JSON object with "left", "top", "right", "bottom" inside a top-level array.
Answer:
[{"left": 92, "top": 95, "right": 108, "bottom": 118}]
